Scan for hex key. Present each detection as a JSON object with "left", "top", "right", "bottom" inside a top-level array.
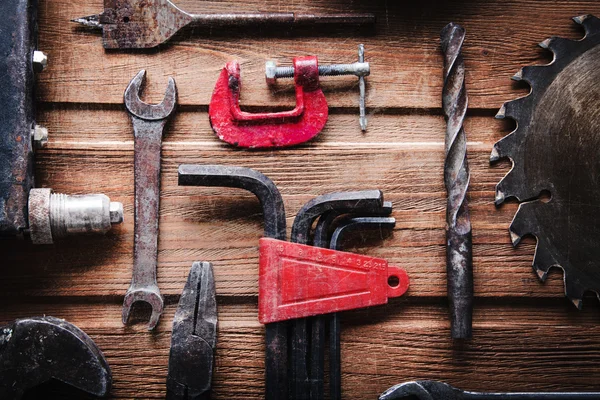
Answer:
[
  {"left": 178, "top": 164, "right": 288, "bottom": 400},
  {"left": 290, "top": 190, "right": 384, "bottom": 400},
  {"left": 328, "top": 216, "right": 396, "bottom": 400},
  {"left": 309, "top": 202, "right": 392, "bottom": 399}
]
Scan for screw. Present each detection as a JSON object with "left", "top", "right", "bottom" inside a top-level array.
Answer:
[
  {"left": 265, "top": 44, "right": 370, "bottom": 131},
  {"left": 32, "top": 51, "right": 48, "bottom": 73},
  {"left": 32, "top": 125, "right": 48, "bottom": 149}
]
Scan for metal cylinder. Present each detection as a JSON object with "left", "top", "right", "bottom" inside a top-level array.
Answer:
[{"left": 28, "top": 188, "right": 124, "bottom": 244}]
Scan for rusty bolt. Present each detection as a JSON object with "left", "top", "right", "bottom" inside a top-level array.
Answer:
[
  {"left": 32, "top": 125, "right": 48, "bottom": 149},
  {"left": 32, "top": 51, "right": 48, "bottom": 72}
]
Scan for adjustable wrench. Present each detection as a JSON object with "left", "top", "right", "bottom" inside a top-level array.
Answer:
[{"left": 122, "top": 70, "right": 177, "bottom": 330}]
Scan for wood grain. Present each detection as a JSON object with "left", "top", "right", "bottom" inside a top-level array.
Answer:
[
  {"left": 3, "top": 0, "right": 600, "bottom": 398},
  {"left": 2, "top": 301, "right": 600, "bottom": 399},
  {"left": 38, "top": 0, "right": 600, "bottom": 108}
]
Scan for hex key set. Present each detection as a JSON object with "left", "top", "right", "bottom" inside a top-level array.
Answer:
[{"left": 2, "top": 0, "right": 600, "bottom": 398}]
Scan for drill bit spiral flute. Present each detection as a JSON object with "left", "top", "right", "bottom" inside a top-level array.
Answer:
[{"left": 440, "top": 23, "right": 474, "bottom": 339}]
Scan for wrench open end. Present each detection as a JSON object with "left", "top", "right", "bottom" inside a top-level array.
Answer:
[
  {"left": 124, "top": 69, "right": 177, "bottom": 121},
  {"left": 122, "top": 287, "right": 165, "bottom": 330},
  {"left": 380, "top": 381, "right": 460, "bottom": 400}
]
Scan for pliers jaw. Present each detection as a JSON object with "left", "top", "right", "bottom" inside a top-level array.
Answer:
[{"left": 167, "top": 262, "right": 218, "bottom": 400}]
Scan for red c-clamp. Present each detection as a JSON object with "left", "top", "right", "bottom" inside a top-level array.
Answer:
[{"left": 209, "top": 56, "right": 329, "bottom": 148}]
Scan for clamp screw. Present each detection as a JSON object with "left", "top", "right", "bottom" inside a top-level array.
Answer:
[
  {"left": 32, "top": 51, "right": 48, "bottom": 73},
  {"left": 265, "top": 44, "right": 370, "bottom": 131}
]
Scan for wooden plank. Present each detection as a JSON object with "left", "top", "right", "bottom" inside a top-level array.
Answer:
[
  {"left": 4, "top": 1, "right": 599, "bottom": 398},
  {"left": 1, "top": 301, "right": 599, "bottom": 398},
  {"left": 37, "top": 0, "right": 600, "bottom": 108},
  {"left": 0, "top": 110, "right": 569, "bottom": 299}
]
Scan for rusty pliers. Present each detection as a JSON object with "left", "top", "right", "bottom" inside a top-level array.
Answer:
[{"left": 167, "top": 261, "right": 218, "bottom": 400}]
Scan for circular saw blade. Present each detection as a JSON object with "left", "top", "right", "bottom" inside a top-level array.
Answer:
[{"left": 491, "top": 15, "right": 600, "bottom": 308}]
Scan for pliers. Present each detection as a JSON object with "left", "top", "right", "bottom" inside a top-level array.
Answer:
[{"left": 167, "top": 262, "right": 218, "bottom": 400}]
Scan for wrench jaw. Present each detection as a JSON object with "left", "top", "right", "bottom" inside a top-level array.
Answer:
[
  {"left": 122, "top": 286, "right": 165, "bottom": 330},
  {"left": 0, "top": 317, "right": 112, "bottom": 398},
  {"left": 379, "top": 381, "right": 461, "bottom": 400},
  {"left": 124, "top": 70, "right": 178, "bottom": 121}
]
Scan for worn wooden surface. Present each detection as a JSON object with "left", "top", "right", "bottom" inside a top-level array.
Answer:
[{"left": 2, "top": 0, "right": 600, "bottom": 398}]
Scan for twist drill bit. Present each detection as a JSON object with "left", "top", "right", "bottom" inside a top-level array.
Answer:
[{"left": 441, "top": 23, "right": 473, "bottom": 340}]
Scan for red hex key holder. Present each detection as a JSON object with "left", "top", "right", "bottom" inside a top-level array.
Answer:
[{"left": 258, "top": 238, "right": 409, "bottom": 324}]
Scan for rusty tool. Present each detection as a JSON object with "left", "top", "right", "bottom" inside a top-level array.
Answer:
[
  {"left": 0, "top": 0, "right": 123, "bottom": 244},
  {"left": 441, "top": 22, "right": 473, "bottom": 339},
  {"left": 289, "top": 190, "right": 385, "bottom": 399},
  {"left": 209, "top": 46, "right": 369, "bottom": 148},
  {"left": 0, "top": 316, "right": 112, "bottom": 399},
  {"left": 73, "top": 0, "right": 375, "bottom": 49},
  {"left": 328, "top": 215, "right": 396, "bottom": 400},
  {"left": 122, "top": 70, "right": 177, "bottom": 330},
  {"left": 491, "top": 15, "right": 600, "bottom": 309},
  {"left": 167, "top": 261, "right": 217, "bottom": 400},
  {"left": 308, "top": 202, "right": 392, "bottom": 400},
  {"left": 266, "top": 45, "right": 370, "bottom": 132},
  {"left": 177, "top": 164, "right": 288, "bottom": 400},
  {"left": 380, "top": 381, "right": 600, "bottom": 400}
]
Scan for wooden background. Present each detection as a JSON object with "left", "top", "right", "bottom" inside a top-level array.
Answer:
[{"left": 2, "top": 0, "right": 600, "bottom": 398}]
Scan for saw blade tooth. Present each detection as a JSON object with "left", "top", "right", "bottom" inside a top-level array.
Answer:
[
  {"left": 570, "top": 297, "right": 583, "bottom": 310},
  {"left": 511, "top": 69, "right": 524, "bottom": 82},
  {"left": 497, "top": 96, "right": 529, "bottom": 122},
  {"left": 491, "top": 130, "right": 519, "bottom": 163},
  {"left": 511, "top": 66, "right": 542, "bottom": 86},
  {"left": 508, "top": 201, "right": 542, "bottom": 246},
  {"left": 540, "top": 36, "right": 579, "bottom": 60},
  {"left": 538, "top": 38, "right": 552, "bottom": 49},
  {"left": 495, "top": 104, "right": 507, "bottom": 119},
  {"left": 564, "top": 277, "right": 587, "bottom": 310},
  {"left": 496, "top": 170, "right": 541, "bottom": 204},
  {"left": 573, "top": 14, "right": 600, "bottom": 36},
  {"left": 532, "top": 245, "right": 554, "bottom": 282}
]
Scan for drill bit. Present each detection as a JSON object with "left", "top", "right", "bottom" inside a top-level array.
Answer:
[{"left": 440, "top": 22, "right": 473, "bottom": 340}]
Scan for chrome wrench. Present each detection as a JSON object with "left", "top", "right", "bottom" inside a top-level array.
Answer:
[{"left": 122, "top": 70, "right": 177, "bottom": 330}]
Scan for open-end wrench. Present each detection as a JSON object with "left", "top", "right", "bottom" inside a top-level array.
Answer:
[
  {"left": 122, "top": 70, "right": 177, "bottom": 330},
  {"left": 380, "top": 381, "right": 600, "bottom": 400}
]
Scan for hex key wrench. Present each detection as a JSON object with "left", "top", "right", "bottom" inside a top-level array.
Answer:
[
  {"left": 289, "top": 190, "right": 385, "bottom": 399},
  {"left": 309, "top": 202, "right": 393, "bottom": 400},
  {"left": 328, "top": 216, "right": 396, "bottom": 400},
  {"left": 178, "top": 165, "right": 288, "bottom": 400}
]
